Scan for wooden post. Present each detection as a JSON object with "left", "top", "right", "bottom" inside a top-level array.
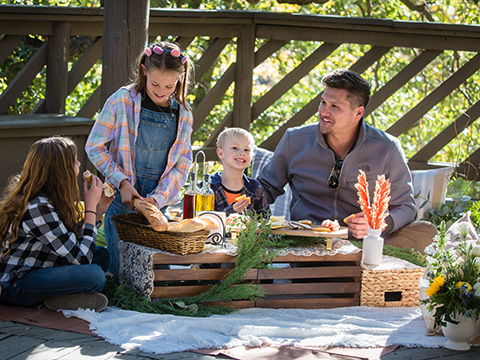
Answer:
[
  {"left": 46, "top": 21, "right": 70, "bottom": 114},
  {"left": 101, "top": 0, "right": 149, "bottom": 104},
  {"left": 233, "top": 24, "right": 255, "bottom": 130}
]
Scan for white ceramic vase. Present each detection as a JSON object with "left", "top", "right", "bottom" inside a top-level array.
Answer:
[
  {"left": 441, "top": 313, "right": 477, "bottom": 351},
  {"left": 362, "top": 228, "right": 384, "bottom": 266}
]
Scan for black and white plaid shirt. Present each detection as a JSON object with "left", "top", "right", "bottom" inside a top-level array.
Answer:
[{"left": 0, "top": 193, "right": 97, "bottom": 288}]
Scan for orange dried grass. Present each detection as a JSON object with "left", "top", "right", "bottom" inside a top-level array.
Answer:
[{"left": 354, "top": 170, "right": 391, "bottom": 230}]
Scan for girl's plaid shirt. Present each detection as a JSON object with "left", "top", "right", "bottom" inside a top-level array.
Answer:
[{"left": 85, "top": 85, "right": 193, "bottom": 208}]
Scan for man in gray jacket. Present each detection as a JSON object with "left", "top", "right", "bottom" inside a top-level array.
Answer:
[{"left": 257, "top": 69, "right": 436, "bottom": 252}]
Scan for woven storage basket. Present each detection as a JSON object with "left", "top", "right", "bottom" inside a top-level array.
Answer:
[
  {"left": 360, "top": 256, "right": 425, "bottom": 307},
  {"left": 112, "top": 213, "right": 209, "bottom": 255}
]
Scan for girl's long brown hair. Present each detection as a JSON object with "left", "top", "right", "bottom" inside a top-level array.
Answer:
[
  {"left": 132, "top": 41, "right": 193, "bottom": 109},
  {"left": 0, "top": 136, "right": 82, "bottom": 259}
]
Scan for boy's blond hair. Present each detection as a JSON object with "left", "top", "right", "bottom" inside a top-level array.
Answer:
[{"left": 216, "top": 127, "right": 255, "bottom": 149}]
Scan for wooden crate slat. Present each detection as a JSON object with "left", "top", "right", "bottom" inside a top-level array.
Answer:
[
  {"left": 154, "top": 268, "right": 257, "bottom": 281},
  {"left": 256, "top": 297, "right": 359, "bottom": 309},
  {"left": 271, "top": 252, "right": 362, "bottom": 263},
  {"left": 152, "top": 285, "right": 213, "bottom": 298},
  {"left": 257, "top": 266, "right": 361, "bottom": 279},
  {"left": 261, "top": 282, "right": 360, "bottom": 295},
  {"left": 152, "top": 252, "right": 237, "bottom": 264}
]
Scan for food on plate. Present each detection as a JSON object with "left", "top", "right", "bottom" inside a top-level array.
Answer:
[
  {"left": 83, "top": 170, "right": 93, "bottom": 186},
  {"left": 343, "top": 214, "right": 355, "bottom": 224},
  {"left": 234, "top": 194, "right": 251, "bottom": 204},
  {"left": 311, "top": 227, "right": 332, "bottom": 232},
  {"left": 288, "top": 221, "right": 312, "bottom": 230},
  {"left": 133, "top": 198, "right": 168, "bottom": 231},
  {"left": 299, "top": 219, "right": 312, "bottom": 225},
  {"left": 321, "top": 219, "right": 340, "bottom": 231},
  {"left": 267, "top": 215, "right": 288, "bottom": 229},
  {"left": 103, "top": 182, "right": 115, "bottom": 198}
]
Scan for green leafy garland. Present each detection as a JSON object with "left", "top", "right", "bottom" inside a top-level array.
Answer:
[{"left": 105, "top": 213, "right": 280, "bottom": 317}]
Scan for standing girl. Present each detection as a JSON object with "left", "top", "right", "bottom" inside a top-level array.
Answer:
[
  {"left": 0, "top": 136, "right": 111, "bottom": 312},
  {"left": 86, "top": 41, "right": 193, "bottom": 277}
]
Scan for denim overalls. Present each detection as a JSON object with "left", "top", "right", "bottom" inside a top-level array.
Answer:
[{"left": 104, "top": 100, "right": 178, "bottom": 277}]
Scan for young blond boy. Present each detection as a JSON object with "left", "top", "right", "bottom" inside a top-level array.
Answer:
[{"left": 211, "top": 127, "right": 269, "bottom": 216}]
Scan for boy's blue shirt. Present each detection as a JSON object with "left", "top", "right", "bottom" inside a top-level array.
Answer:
[{"left": 210, "top": 172, "right": 269, "bottom": 216}]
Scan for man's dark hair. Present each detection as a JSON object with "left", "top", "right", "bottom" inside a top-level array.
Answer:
[{"left": 321, "top": 69, "right": 371, "bottom": 109}]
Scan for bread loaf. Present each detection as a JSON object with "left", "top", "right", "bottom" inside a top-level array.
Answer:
[
  {"left": 133, "top": 198, "right": 168, "bottom": 231},
  {"left": 200, "top": 217, "right": 218, "bottom": 231},
  {"left": 167, "top": 218, "right": 206, "bottom": 233},
  {"left": 83, "top": 170, "right": 93, "bottom": 186},
  {"left": 103, "top": 182, "right": 115, "bottom": 198}
]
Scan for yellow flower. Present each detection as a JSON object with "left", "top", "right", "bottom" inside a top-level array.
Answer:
[
  {"left": 456, "top": 282, "right": 472, "bottom": 292},
  {"left": 426, "top": 276, "right": 445, "bottom": 296}
]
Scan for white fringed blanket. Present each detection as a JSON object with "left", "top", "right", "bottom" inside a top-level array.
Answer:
[{"left": 64, "top": 306, "right": 446, "bottom": 355}]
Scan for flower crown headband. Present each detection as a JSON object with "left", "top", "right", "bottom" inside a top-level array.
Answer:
[{"left": 145, "top": 44, "right": 188, "bottom": 64}]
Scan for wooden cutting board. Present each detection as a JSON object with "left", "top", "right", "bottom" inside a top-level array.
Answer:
[{"left": 271, "top": 227, "right": 348, "bottom": 239}]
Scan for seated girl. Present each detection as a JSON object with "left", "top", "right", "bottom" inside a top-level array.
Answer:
[{"left": 0, "top": 136, "right": 112, "bottom": 312}]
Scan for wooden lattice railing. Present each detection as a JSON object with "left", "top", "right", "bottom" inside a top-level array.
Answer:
[{"left": 1, "top": 5, "right": 480, "bottom": 181}]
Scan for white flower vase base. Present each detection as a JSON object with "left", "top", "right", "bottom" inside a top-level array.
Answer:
[
  {"left": 442, "top": 314, "right": 477, "bottom": 351},
  {"left": 362, "top": 228, "right": 384, "bottom": 266}
]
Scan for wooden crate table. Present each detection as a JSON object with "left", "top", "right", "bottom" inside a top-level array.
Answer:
[
  {"left": 360, "top": 255, "right": 425, "bottom": 307},
  {"left": 119, "top": 238, "right": 362, "bottom": 309}
]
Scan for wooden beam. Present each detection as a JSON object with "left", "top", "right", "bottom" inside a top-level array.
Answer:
[
  {"left": 257, "top": 25, "right": 480, "bottom": 51},
  {"left": 203, "top": 111, "right": 234, "bottom": 148},
  {"left": 101, "top": 0, "right": 149, "bottom": 104},
  {"left": 260, "top": 94, "right": 320, "bottom": 151},
  {"left": 0, "top": 35, "right": 23, "bottom": 65},
  {"left": 149, "top": 23, "right": 242, "bottom": 38},
  {"left": 387, "top": 53, "right": 480, "bottom": 137},
  {"left": 33, "top": 37, "right": 103, "bottom": 115},
  {"left": 67, "top": 37, "right": 103, "bottom": 94},
  {"left": 174, "top": 36, "right": 195, "bottom": 50},
  {"left": 77, "top": 86, "right": 101, "bottom": 119},
  {"left": 409, "top": 100, "right": 480, "bottom": 163},
  {"left": 252, "top": 42, "right": 339, "bottom": 119},
  {"left": 0, "top": 43, "right": 47, "bottom": 115},
  {"left": 194, "top": 37, "right": 231, "bottom": 83},
  {"left": 366, "top": 49, "right": 442, "bottom": 115},
  {"left": 233, "top": 24, "right": 255, "bottom": 129},
  {"left": 253, "top": 39, "right": 288, "bottom": 66},
  {"left": 193, "top": 64, "right": 235, "bottom": 132},
  {"left": 350, "top": 46, "right": 391, "bottom": 74},
  {"left": 46, "top": 21, "right": 70, "bottom": 114}
]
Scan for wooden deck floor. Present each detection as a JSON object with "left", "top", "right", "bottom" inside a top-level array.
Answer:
[{"left": 1, "top": 319, "right": 479, "bottom": 359}]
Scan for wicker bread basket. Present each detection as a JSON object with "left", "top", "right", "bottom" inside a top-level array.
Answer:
[{"left": 112, "top": 213, "right": 209, "bottom": 255}]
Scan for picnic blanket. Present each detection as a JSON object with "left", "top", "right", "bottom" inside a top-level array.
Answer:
[{"left": 64, "top": 306, "right": 447, "bottom": 355}]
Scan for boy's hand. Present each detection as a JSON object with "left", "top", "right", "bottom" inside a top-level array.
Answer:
[{"left": 233, "top": 198, "right": 250, "bottom": 214}]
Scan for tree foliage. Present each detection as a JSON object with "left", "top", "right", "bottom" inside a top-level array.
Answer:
[{"left": 1, "top": 0, "right": 480, "bottom": 170}]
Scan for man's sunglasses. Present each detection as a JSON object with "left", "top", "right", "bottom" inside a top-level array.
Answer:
[{"left": 327, "top": 159, "right": 344, "bottom": 190}]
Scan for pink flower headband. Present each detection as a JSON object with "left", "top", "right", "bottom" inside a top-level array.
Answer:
[{"left": 145, "top": 44, "right": 188, "bottom": 64}]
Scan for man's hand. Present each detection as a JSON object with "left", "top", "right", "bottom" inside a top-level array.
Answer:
[
  {"left": 348, "top": 212, "right": 369, "bottom": 239},
  {"left": 119, "top": 179, "right": 141, "bottom": 210}
]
